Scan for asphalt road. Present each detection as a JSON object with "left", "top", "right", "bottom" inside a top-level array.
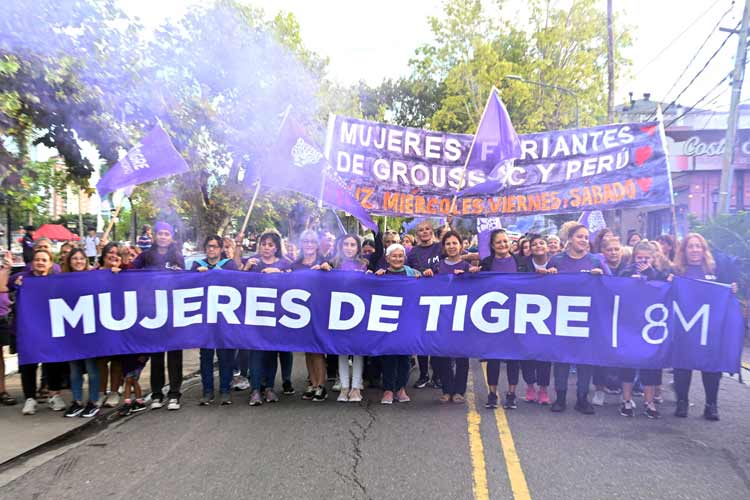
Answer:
[{"left": 1, "top": 355, "right": 749, "bottom": 500}]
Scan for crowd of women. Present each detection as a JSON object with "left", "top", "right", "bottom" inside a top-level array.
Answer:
[{"left": 0, "top": 218, "right": 738, "bottom": 422}]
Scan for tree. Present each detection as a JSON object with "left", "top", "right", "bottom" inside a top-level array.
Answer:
[{"left": 373, "top": 0, "right": 631, "bottom": 134}]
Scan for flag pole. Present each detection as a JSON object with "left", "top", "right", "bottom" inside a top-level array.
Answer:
[
  {"left": 101, "top": 193, "right": 125, "bottom": 242},
  {"left": 449, "top": 88, "right": 497, "bottom": 216},
  {"left": 238, "top": 105, "right": 293, "bottom": 240},
  {"left": 656, "top": 106, "right": 679, "bottom": 239}
]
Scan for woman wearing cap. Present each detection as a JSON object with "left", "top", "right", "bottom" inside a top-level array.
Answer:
[
  {"left": 423, "top": 231, "right": 479, "bottom": 404},
  {"left": 375, "top": 243, "right": 420, "bottom": 404},
  {"left": 479, "top": 228, "right": 529, "bottom": 409},
  {"left": 671, "top": 233, "right": 737, "bottom": 421},
  {"left": 133, "top": 221, "right": 185, "bottom": 411}
]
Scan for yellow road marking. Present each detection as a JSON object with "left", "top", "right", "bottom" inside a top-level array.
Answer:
[
  {"left": 482, "top": 364, "right": 532, "bottom": 500},
  {"left": 466, "top": 371, "right": 490, "bottom": 500}
]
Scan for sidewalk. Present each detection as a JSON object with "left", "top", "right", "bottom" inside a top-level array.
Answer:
[{"left": 0, "top": 349, "right": 201, "bottom": 466}]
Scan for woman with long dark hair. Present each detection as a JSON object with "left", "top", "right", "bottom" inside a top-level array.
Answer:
[
  {"left": 479, "top": 228, "right": 528, "bottom": 409},
  {"left": 424, "top": 231, "right": 478, "bottom": 404},
  {"left": 132, "top": 221, "right": 185, "bottom": 411},
  {"left": 546, "top": 224, "right": 610, "bottom": 415},
  {"left": 243, "top": 229, "right": 291, "bottom": 406}
]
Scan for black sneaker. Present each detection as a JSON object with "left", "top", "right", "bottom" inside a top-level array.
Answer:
[
  {"left": 312, "top": 386, "right": 328, "bottom": 402},
  {"left": 643, "top": 405, "right": 661, "bottom": 419},
  {"left": 703, "top": 403, "right": 719, "bottom": 421},
  {"left": 430, "top": 377, "right": 442, "bottom": 390},
  {"left": 619, "top": 401, "right": 634, "bottom": 417},
  {"left": 486, "top": 392, "right": 498, "bottom": 409},
  {"left": 130, "top": 400, "right": 147, "bottom": 413},
  {"left": 413, "top": 376, "right": 430, "bottom": 389},
  {"left": 118, "top": 404, "right": 132, "bottom": 417},
  {"left": 502, "top": 392, "right": 517, "bottom": 409},
  {"left": 81, "top": 401, "right": 99, "bottom": 418},
  {"left": 575, "top": 398, "right": 595, "bottom": 415},
  {"left": 551, "top": 391, "right": 567, "bottom": 412},
  {"left": 302, "top": 385, "right": 315, "bottom": 400},
  {"left": 64, "top": 401, "right": 85, "bottom": 418},
  {"left": 675, "top": 399, "right": 689, "bottom": 418},
  {"left": 282, "top": 381, "right": 295, "bottom": 395}
]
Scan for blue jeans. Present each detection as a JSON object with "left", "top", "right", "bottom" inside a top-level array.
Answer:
[
  {"left": 250, "top": 350, "right": 277, "bottom": 391},
  {"left": 234, "top": 349, "right": 251, "bottom": 378},
  {"left": 200, "top": 348, "right": 234, "bottom": 395},
  {"left": 69, "top": 358, "right": 100, "bottom": 403},
  {"left": 381, "top": 355, "right": 410, "bottom": 392}
]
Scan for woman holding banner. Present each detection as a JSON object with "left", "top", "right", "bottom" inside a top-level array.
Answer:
[
  {"left": 96, "top": 242, "right": 126, "bottom": 408},
  {"left": 617, "top": 241, "right": 667, "bottom": 419},
  {"left": 63, "top": 248, "right": 101, "bottom": 418},
  {"left": 328, "top": 234, "right": 369, "bottom": 402},
  {"left": 243, "top": 229, "right": 291, "bottom": 406},
  {"left": 192, "top": 235, "right": 237, "bottom": 406},
  {"left": 479, "top": 228, "right": 528, "bottom": 409},
  {"left": 671, "top": 233, "right": 737, "bottom": 421},
  {"left": 423, "top": 231, "right": 479, "bottom": 404},
  {"left": 546, "top": 224, "right": 610, "bottom": 415},
  {"left": 289, "top": 230, "right": 329, "bottom": 403},
  {"left": 375, "top": 243, "right": 420, "bottom": 404},
  {"left": 13, "top": 249, "right": 67, "bottom": 415},
  {"left": 520, "top": 234, "right": 553, "bottom": 405},
  {"left": 133, "top": 221, "right": 185, "bottom": 411}
]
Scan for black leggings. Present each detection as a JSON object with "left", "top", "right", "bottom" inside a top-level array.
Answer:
[
  {"left": 674, "top": 369, "right": 721, "bottom": 405},
  {"left": 486, "top": 360, "right": 551, "bottom": 388},
  {"left": 20, "top": 362, "right": 65, "bottom": 400}
]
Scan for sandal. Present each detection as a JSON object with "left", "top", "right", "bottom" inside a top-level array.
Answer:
[
  {"left": 439, "top": 394, "right": 451, "bottom": 403},
  {"left": 452, "top": 394, "right": 466, "bottom": 404},
  {"left": 0, "top": 392, "right": 17, "bottom": 406}
]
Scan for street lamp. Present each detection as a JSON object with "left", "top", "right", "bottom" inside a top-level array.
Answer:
[{"left": 504, "top": 74, "right": 580, "bottom": 128}]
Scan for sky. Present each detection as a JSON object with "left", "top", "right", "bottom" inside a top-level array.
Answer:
[{"left": 122, "top": 0, "right": 743, "bottom": 112}]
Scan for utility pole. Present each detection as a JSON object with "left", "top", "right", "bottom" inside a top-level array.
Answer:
[
  {"left": 718, "top": 0, "right": 750, "bottom": 214},
  {"left": 607, "top": 0, "right": 615, "bottom": 123}
]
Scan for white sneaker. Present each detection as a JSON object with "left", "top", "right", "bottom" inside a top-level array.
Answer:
[
  {"left": 95, "top": 395, "right": 107, "bottom": 407},
  {"left": 48, "top": 394, "right": 66, "bottom": 411},
  {"left": 332, "top": 379, "right": 342, "bottom": 392},
  {"left": 337, "top": 390, "right": 349, "bottom": 402},
  {"left": 167, "top": 398, "right": 180, "bottom": 411},
  {"left": 592, "top": 390, "right": 606, "bottom": 407},
  {"left": 150, "top": 398, "right": 164, "bottom": 410},
  {"left": 231, "top": 376, "right": 250, "bottom": 391},
  {"left": 22, "top": 398, "right": 37, "bottom": 415},
  {"left": 105, "top": 393, "right": 120, "bottom": 408}
]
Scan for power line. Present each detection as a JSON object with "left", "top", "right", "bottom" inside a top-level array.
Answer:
[
  {"left": 633, "top": 0, "right": 725, "bottom": 75},
  {"left": 658, "top": 2, "right": 736, "bottom": 107},
  {"left": 649, "top": 21, "right": 739, "bottom": 121},
  {"left": 665, "top": 74, "right": 731, "bottom": 128}
]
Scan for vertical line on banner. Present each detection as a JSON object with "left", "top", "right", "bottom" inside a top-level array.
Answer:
[
  {"left": 465, "top": 371, "right": 490, "bottom": 500},
  {"left": 481, "top": 363, "right": 532, "bottom": 500},
  {"left": 611, "top": 295, "right": 620, "bottom": 348}
]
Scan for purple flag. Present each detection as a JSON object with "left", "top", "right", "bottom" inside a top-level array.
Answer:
[
  {"left": 577, "top": 210, "right": 607, "bottom": 239},
  {"left": 97, "top": 124, "right": 189, "bottom": 198},
  {"left": 465, "top": 87, "right": 521, "bottom": 174},
  {"left": 259, "top": 114, "right": 377, "bottom": 232}
]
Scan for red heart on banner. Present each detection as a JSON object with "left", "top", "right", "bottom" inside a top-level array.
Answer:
[
  {"left": 640, "top": 125, "right": 657, "bottom": 136},
  {"left": 635, "top": 145, "right": 653, "bottom": 166},
  {"left": 636, "top": 177, "right": 652, "bottom": 193}
]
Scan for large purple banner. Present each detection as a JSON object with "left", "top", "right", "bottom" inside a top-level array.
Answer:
[
  {"left": 15, "top": 270, "right": 744, "bottom": 373},
  {"left": 325, "top": 116, "right": 672, "bottom": 217}
]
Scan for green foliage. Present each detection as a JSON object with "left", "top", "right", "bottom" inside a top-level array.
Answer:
[
  {"left": 691, "top": 212, "right": 750, "bottom": 293},
  {"left": 371, "top": 0, "right": 632, "bottom": 133}
]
